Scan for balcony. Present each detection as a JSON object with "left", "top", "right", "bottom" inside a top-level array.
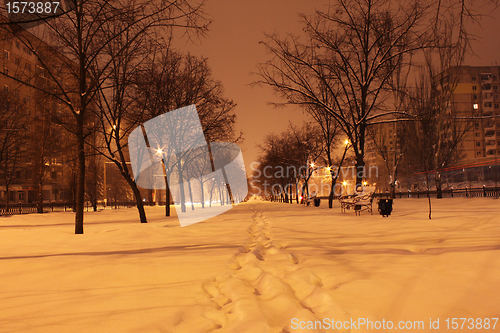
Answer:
[
  {"left": 486, "top": 149, "right": 497, "bottom": 156},
  {"left": 485, "top": 130, "right": 496, "bottom": 138}
]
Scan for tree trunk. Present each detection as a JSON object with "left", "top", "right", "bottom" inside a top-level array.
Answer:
[
  {"left": 295, "top": 179, "right": 299, "bottom": 203},
  {"left": 75, "top": 126, "right": 85, "bottom": 234},
  {"left": 127, "top": 178, "right": 147, "bottom": 223},
  {"left": 390, "top": 183, "right": 396, "bottom": 199},
  {"left": 188, "top": 180, "right": 194, "bottom": 210},
  {"left": 166, "top": 183, "right": 170, "bottom": 215},
  {"left": 329, "top": 176, "right": 339, "bottom": 209},
  {"left": 37, "top": 181, "right": 43, "bottom": 213},
  {"left": 355, "top": 155, "right": 365, "bottom": 190},
  {"left": 5, "top": 180, "right": 10, "bottom": 214},
  {"left": 425, "top": 171, "right": 432, "bottom": 219},
  {"left": 178, "top": 164, "right": 186, "bottom": 212},
  {"left": 435, "top": 171, "right": 443, "bottom": 199},
  {"left": 200, "top": 180, "right": 205, "bottom": 209}
]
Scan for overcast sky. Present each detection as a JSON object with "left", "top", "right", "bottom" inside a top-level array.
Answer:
[{"left": 176, "top": 0, "right": 500, "bottom": 172}]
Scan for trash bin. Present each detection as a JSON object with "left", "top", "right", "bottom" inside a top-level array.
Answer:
[
  {"left": 314, "top": 198, "right": 321, "bottom": 207},
  {"left": 378, "top": 199, "right": 393, "bottom": 217}
]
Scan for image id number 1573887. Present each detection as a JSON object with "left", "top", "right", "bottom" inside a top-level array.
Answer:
[
  {"left": 6, "top": 2, "right": 59, "bottom": 14},
  {"left": 445, "top": 318, "right": 498, "bottom": 330}
]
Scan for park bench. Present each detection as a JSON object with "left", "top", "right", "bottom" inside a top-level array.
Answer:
[
  {"left": 339, "top": 191, "right": 375, "bottom": 215},
  {"left": 303, "top": 192, "right": 318, "bottom": 206}
]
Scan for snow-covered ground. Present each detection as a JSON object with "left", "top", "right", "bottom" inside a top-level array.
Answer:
[{"left": 1, "top": 198, "right": 499, "bottom": 332}]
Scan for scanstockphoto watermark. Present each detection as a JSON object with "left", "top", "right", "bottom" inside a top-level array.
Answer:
[
  {"left": 249, "top": 161, "right": 379, "bottom": 197},
  {"left": 290, "top": 318, "right": 427, "bottom": 330}
]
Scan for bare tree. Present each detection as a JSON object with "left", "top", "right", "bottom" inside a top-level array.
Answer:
[
  {"left": 367, "top": 122, "right": 407, "bottom": 198},
  {"left": 135, "top": 51, "right": 240, "bottom": 215},
  {"left": 90, "top": 14, "right": 167, "bottom": 224},
  {"left": 4, "top": 0, "right": 208, "bottom": 233},
  {"left": 406, "top": 55, "right": 472, "bottom": 218},
  {"left": 257, "top": 0, "right": 432, "bottom": 189},
  {"left": 254, "top": 123, "right": 324, "bottom": 203},
  {"left": 304, "top": 106, "right": 344, "bottom": 208}
]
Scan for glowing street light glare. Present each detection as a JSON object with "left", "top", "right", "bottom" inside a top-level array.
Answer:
[
  {"left": 156, "top": 148, "right": 163, "bottom": 155},
  {"left": 344, "top": 139, "right": 350, "bottom": 146},
  {"left": 342, "top": 181, "right": 347, "bottom": 186},
  {"left": 113, "top": 124, "right": 116, "bottom": 130},
  {"left": 363, "top": 181, "right": 368, "bottom": 186},
  {"left": 310, "top": 163, "right": 315, "bottom": 168},
  {"left": 326, "top": 166, "right": 331, "bottom": 172}
]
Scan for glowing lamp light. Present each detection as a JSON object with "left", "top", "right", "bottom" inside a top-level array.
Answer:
[
  {"left": 342, "top": 181, "right": 347, "bottom": 186},
  {"left": 310, "top": 163, "right": 315, "bottom": 168},
  {"left": 363, "top": 181, "right": 368, "bottom": 186},
  {"left": 344, "top": 139, "right": 350, "bottom": 146},
  {"left": 156, "top": 148, "right": 163, "bottom": 155}
]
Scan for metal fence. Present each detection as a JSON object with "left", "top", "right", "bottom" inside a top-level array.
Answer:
[
  {"left": 275, "top": 186, "right": 500, "bottom": 203},
  {"left": 380, "top": 186, "right": 500, "bottom": 199},
  {"left": 0, "top": 200, "right": 140, "bottom": 216}
]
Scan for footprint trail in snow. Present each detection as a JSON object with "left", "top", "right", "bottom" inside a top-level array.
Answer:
[{"left": 175, "top": 210, "right": 350, "bottom": 333}]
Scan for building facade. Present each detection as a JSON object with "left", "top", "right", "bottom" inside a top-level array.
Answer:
[{"left": 1, "top": 15, "right": 75, "bottom": 204}]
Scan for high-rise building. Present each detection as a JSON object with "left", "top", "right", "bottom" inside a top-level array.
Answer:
[{"left": 452, "top": 66, "right": 500, "bottom": 160}]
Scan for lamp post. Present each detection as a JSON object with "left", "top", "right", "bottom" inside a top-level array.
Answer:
[{"left": 156, "top": 148, "right": 172, "bottom": 216}]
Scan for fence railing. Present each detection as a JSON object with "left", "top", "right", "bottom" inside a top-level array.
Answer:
[
  {"left": 378, "top": 186, "right": 500, "bottom": 199},
  {"left": 271, "top": 186, "right": 500, "bottom": 203},
  {"left": 0, "top": 200, "right": 140, "bottom": 216}
]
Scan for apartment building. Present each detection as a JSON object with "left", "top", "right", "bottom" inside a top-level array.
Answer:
[
  {"left": 446, "top": 66, "right": 500, "bottom": 184},
  {"left": 369, "top": 65, "right": 500, "bottom": 190},
  {"left": 0, "top": 15, "right": 75, "bottom": 204},
  {"left": 452, "top": 66, "right": 500, "bottom": 158}
]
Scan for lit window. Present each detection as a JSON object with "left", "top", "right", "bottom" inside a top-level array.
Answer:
[{"left": 473, "top": 103, "right": 479, "bottom": 109}]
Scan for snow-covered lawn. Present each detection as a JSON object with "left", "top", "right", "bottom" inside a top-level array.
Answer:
[{"left": 0, "top": 198, "right": 499, "bottom": 332}]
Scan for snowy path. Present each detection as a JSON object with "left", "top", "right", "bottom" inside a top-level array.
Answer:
[
  {"left": 0, "top": 198, "right": 499, "bottom": 332},
  {"left": 177, "top": 209, "right": 348, "bottom": 333}
]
